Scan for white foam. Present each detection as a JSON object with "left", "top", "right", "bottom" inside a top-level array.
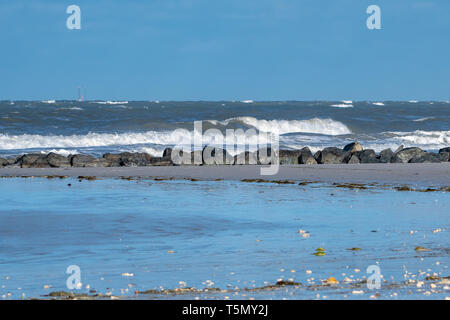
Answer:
[
  {"left": 60, "top": 107, "right": 84, "bottom": 111},
  {"left": 372, "top": 102, "right": 385, "bottom": 106},
  {"left": 94, "top": 101, "right": 129, "bottom": 105},
  {"left": 241, "top": 100, "right": 254, "bottom": 104},
  {"left": 0, "top": 129, "right": 269, "bottom": 152},
  {"left": 341, "top": 100, "right": 353, "bottom": 104},
  {"left": 413, "top": 117, "right": 435, "bottom": 122},
  {"left": 388, "top": 130, "right": 450, "bottom": 147},
  {"left": 331, "top": 104, "right": 354, "bottom": 108},
  {"left": 208, "top": 117, "right": 352, "bottom": 135},
  {"left": 41, "top": 149, "right": 79, "bottom": 156},
  {"left": 41, "top": 100, "right": 56, "bottom": 104}
]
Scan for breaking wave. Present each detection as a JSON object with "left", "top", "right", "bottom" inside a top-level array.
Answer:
[{"left": 207, "top": 117, "right": 352, "bottom": 135}]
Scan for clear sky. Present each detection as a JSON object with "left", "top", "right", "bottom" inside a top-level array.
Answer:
[{"left": 0, "top": 0, "right": 449, "bottom": 101}]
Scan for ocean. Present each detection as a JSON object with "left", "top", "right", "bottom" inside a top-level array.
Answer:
[
  {"left": 0, "top": 100, "right": 449, "bottom": 300},
  {"left": 0, "top": 100, "right": 449, "bottom": 157}
]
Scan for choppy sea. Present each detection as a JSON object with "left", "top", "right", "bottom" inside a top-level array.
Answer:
[{"left": 0, "top": 100, "right": 449, "bottom": 157}]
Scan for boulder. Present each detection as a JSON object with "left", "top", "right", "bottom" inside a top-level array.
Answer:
[
  {"left": 71, "top": 154, "right": 108, "bottom": 167},
  {"left": 437, "top": 152, "right": 450, "bottom": 162},
  {"left": 391, "top": 147, "right": 425, "bottom": 163},
  {"left": 357, "top": 149, "right": 379, "bottom": 163},
  {"left": 257, "top": 147, "right": 276, "bottom": 165},
  {"left": 279, "top": 149, "right": 301, "bottom": 165},
  {"left": 347, "top": 154, "right": 360, "bottom": 164},
  {"left": 103, "top": 153, "right": 122, "bottom": 167},
  {"left": 409, "top": 153, "right": 440, "bottom": 163},
  {"left": 298, "top": 147, "right": 317, "bottom": 164},
  {"left": 379, "top": 148, "right": 393, "bottom": 163},
  {"left": 9, "top": 157, "right": 19, "bottom": 165},
  {"left": 19, "top": 154, "right": 50, "bottom": 168},
  {"left": 0, "top": 158, "right": 7, "bottom": 166},
  {"left": 234, "top": 151, "right": 258, "bottom": 165},
  {"left": 343, "top": 142, "right": 363, "bottom": 153},
  {"left": 394, "top": 145, "right": 404, "bottom": 153},
  {"left": 46, "top": 153, "right": 70, "bottom": 168},
  {"left": 149, "top": 157, "right": 172, "bottom": 166},
  {"left": 162, "top": 148, "right": 172, "bottom": 158},
  {"left": 439, "top": 147, "right": 450, "bottom": 154},
  {"left": 202, "top": 146, "right": 233, "bottom": 165},
  {"left": 169, "top": 149, "right": 198, "bottom": 166},
  {"left": 189, "top": 150, "right": 203, "bottom": 165},
  {"left": 119, "top": 152, "right": 152, "bottom": 167},
  {"left": 315, "top": 147, "right": 347, "bottom": 164}
]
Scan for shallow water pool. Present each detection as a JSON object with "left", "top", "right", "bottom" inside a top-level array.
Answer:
[{"left": 0, "top": 177, "right": 448, "bottom": 299}]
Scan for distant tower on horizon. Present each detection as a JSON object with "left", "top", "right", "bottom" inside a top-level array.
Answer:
[{"left": 77, "top": 86, "right": 85, "bottom": 102}]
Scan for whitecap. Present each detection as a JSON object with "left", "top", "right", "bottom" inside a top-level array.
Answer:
[
  {"left": 413, "top": 117, "right": 435, "bottom": 122},
  {"left": 207, "top": 116, "right": 352, "bottom": 135},
  {"left": 331, "top": 104, "right": 354, "bottom": 108}
]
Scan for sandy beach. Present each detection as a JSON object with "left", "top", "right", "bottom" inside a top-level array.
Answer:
[{"left": 1, "top": 163, "right": 450, "bottom": 186}]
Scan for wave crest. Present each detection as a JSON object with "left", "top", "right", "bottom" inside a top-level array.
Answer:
[{"left": 208, "top": 117, "right": 352, "bottom": 135}]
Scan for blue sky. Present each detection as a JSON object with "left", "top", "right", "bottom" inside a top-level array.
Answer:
[{"left": 0, "top": 0, "right": 449, "bottom": 100}]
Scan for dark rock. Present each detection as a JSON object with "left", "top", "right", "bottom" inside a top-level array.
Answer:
[
  {"left": 357, "top": 149, "right": 379, "bottom": 163},
  {"left": 0, "top": 158, "right": 7, "bottom": 166},
  {"left": 119, "top": 152, "right": 152, "bottom": 167},
  {"left": 46, "top": 153, "right": 70, "bottom": 168},
  {"left": 19, "top": 153, "right": 50, "bottom": 168},
  {"left": 298, "top": 147, "right": 317, "bottom": 165},
  {"left": 391, "top": 147, "right": 425, "bottom": 163},
  {"left": 71, "top": 154, "right": 95, "bottom": 167},
  {"left": 149, "top": 157, "right": 172, "bottom": 166},
  {"left": 394, "top": 145, "right": 404, "bottom": 154},
  {"left": 347, "top": 154, "right": 360, "bottom": 164},
  {"left": 439, "top": 147, "right": 450, "bottom": 154},
  {"left": 202, "top": 146, "right": 233, "bottom": 165},
  {"left": 103, "top": 153, "right": 122, "bottom": 167},
  {"left": 169, "top": 149, "right": 200, "bottom": 165},
  {"left": 8, "top": 157, "right": 19, "bottom": 165},
  {"left": 379, "top": 148, "right": 394, "bottom": 163},
  {"left": 279, "top": 150, "right": 301, "bottom": 165},
  {"left": 313, "top": 151, "right": 321, "bottom": 161},
  {"left": 162, "top": 148, "right": 172, "bottom": 158},
  {"left": 343, "top": 142, "right": 363, "bottom": 153},
  {"left": 257, "top": 147, "right": 276, "bottom": 165},
  {"left": 234, "top": 151, "right": 258, "bottom": 165},
  {"left": 315, "top": 147, "right": 347, "bottom": 164},
  {"left": 437, "top": 152, "right": 450, "bottom": 162},
  {"left": 171, "top": 150, "right": 203, "bottom": 166},
  {"left": 409, "top": 153, "right": 440, "bottom": 163},
  {"left": 71, "top": 154, "right": 108, "bottom": 167}
]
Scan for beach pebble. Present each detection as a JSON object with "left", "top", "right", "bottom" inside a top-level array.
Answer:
[
  {"left": 301, "top": 233, "right": 310, "bottom": 238},
  {"left": 325, "top": 277, "right": 339, "bottom": 285},
  {"left": 122, "top": 273, "right": 134, "bottom": 277}
]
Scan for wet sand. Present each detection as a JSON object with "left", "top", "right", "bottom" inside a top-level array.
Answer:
[{"left": 1, "top": 163, "right": 450, "bottom": 186}]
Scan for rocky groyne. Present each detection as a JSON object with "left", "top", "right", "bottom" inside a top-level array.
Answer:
[{"left": 1, "top": 143, "right": 449, "bottom": 168}]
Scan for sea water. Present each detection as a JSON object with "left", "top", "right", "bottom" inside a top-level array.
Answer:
[
  {"left": 0, "top": 100, "right": 449, "bottom": 157},
  {"left": 0, "top": 177, "right": 448, "bottom": 299}
]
